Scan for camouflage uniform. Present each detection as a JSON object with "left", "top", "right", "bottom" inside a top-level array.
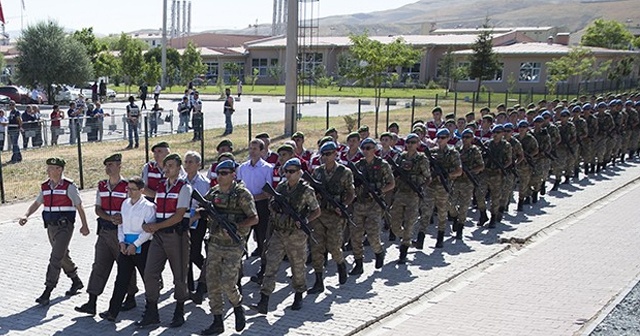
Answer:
[
  {"left": 476, "top": 139, "right": 512, "bottom": 219},
  {"left": 595, "top": 110, "right": 614, "bottom": 165},
  {"left": 532, "top": 128, "right": 552, "bottom": 192},
  {"left": 556, "top": 121, "right": 577, "bottom": 179},
  {"left": 625, "top": 107, "right": 639, "bottom": 155},
  {"left": 261, "top": 180, "right": 319, "bottom": 296},
  {"left": 609, "top": 110, "right": 624, "bottom": 161},
  {"left": 572, "top": 115, "right": 588, "bottom": 172},
  {"left": 584, "top": 114, "right": 598, "bottom": 169},
  {"left": 310, "top": 164, "right": 354, "bottom": 272},
  {"left": 451, "top": 145, "right": 483, "bottom": 223},
  {"left": 418, "top": 147, "right": 460, "bottom": 232},
  {"left": 546, "top": 123, "right": 561, "bottom": 177},
  {"left": 352, "top": 157, "right": 393, "bottom": 258},
  {"left": 204, "top": 181, "right": 257, "bottom": 315},
  {"left": 389, "top": 152, "right": 430, "bottom": 247},
  {"left": 501, "top": 136, "right": 523, "bottom": 208},
  {"left": 517, "top": 132, "right": 539, "bottom": 200}
]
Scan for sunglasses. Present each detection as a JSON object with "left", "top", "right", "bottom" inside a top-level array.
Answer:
[
  {"left": 406, "top": 140, "right": 419, "bottom": 144},
  {"left": 362, "top": 146, "right": 376, "bottom": 151},
  {"left": 437, "top": 136, "right": 448, "bottom": 140},
  {"left": 494, "top": 131, "right": 503, "bottom": 134},
  {"left": 462, "top": 135, "right": 474, "bottom": 139},
  {"left": 217, "top": 171, "right": 233, "bottom": 176},
  {"left": 285, "top": 169, "right": 300, "bottom": 174},
  {"left": 504, "top": 130, "right": 513, "bottom": 133},
  {"left": 321, "top": 151, "right": 335, "bottom": 157}
]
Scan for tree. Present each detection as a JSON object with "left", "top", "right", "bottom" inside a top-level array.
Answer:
[
  {"left": 546, "top": 47, "right": 609, "bottom": 95},
  {"left": 144, "top": 46, "right": 181, "bottom": 71},
  {"left": 71, "top": 27, "right": 107, "bottom": 66},
  {"left": 120, "top": 37, "right": 145, "bottom": 93},
  {"left": 267, "top": 65, "right": 283, "bottom": 90},
  {"left": 437, "top": 47, "right": 456, "bottom": 94},
  {"left": 581, "top": 19, "right": 634, "bottom": 50},
  {"left": 100, "top": 33, "right": 149, "bottom": 51},
  {"left": 336, "top": 52, "right": 357, "bottom": 91},
  {"left": 180, "top": 41, "right": 206, "bottom": 85},
  {"left": 246, "top": 68, "right": 260, "bottom": 91},
  {"left": 142, "top": 59, "right": 162, "bottom": 87},
  {"left": 607, "top": 56, "right": 634, "bottom": 90},
  {"left": 468, "top": 20, "right": 500, "bottom": 101},
  {"left": 94, "top": 52, "right": 120, "bottom": 79},
  {"left": 16, "top": 21, "right": 93, "bottom": 104},
  {"left": 348, "top": 32, "right": 421, "bottom": 136},
  {"left": 223, "top": 62, "right": 243, "bottom": 85}
]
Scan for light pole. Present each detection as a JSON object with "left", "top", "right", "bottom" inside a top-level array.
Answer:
[
  {"left": 284, "top": 0, "right": 298, "bottom": 135},
  {"left": 161, "top": 0, "right": 168, "bottom": 87}
]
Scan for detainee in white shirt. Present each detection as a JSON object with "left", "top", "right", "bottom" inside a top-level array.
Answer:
[{"left": 100, "top": 177, "right": 156, "bottom": 322}]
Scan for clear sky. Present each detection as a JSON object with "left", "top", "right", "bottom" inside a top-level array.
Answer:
[{"left": 0, "top": 0, "right": 418, "bottom": 35}]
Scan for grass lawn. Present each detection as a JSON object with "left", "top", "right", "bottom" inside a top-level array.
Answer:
[{"left": 1, "top": 101, "right": 458, "bottom": 202}]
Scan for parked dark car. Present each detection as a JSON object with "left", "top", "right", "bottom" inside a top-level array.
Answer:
[{"left": 0, "top": 86, "right": 30, "bottom": 104}]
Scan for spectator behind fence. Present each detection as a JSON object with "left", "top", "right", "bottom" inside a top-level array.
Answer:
[
  {"left": 0, "top": 109, "right": 7, "bottom": 150},
  {"left": 149, "top": 103, "right": 163, "bottom": 137},
  {"left": 32, "top": 105, "right": 43, "bottom": 147},
  {"left": 68, "top": 102, "right": 80, "bottom": 145},
  {"left": 99, "top": 80, "right": 107, "bottom": 102},
  {"left": 93, "top": 101, "right": 105, "bottom": 142},
  {"left": 21, "top": 105, "right": 35, "bottom": 149},
  {"left": 50, "top": 105, "right": 63, "bottom": 146},
  {"left": 86, "top": 101, "right": 99, "bottom": 142},
  {"left": 7, "top": 101, "right": 22, "bottom": 162}
]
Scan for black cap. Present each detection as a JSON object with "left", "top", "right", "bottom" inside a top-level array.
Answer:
[
  {"left": 151, "top": 141, "right": 170, "bottom": 151},
  {"left": 255, "top": 132, "right": 270, "bottom": 139},
  {"left": 216, "top": 139, "right": 233, "bottom": 151},
  {"left": 103, "top": 153, "right": 122, "bottom": 165}
]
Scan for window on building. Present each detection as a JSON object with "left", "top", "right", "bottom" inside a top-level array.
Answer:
[
  {"left": 487, "top": 62, "right": 504, "bottom": 82},
  {"left": 223, "top": 62, "right": 244, "bottom": 83},
  {"left": 519, "top": 62, "right": 541, "bottom": 82},
  {"left": 456, "top": 62, "right": 473, "bottom": 81},
  {"left": 252, "top": 58, "right": 269, "bottom": 77},
  {"left": 205, "top": 62, "right": 218, "bottom": 81},
  {"left": 270, "top": 59, "right": 279, "bottom": 67},
  {"left": 298, "top": 52, "right": 323, "bottom": 78},
  {"left": 401, "top": 63, "right": 421, "bottom": 82}
]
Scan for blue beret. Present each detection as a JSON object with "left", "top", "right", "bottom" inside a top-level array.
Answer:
[
  {"left": 359, "top": 137, "right": 377, "bottom": 149},
  {"left": 517, "top": 120, "right": 529, "bottom": 128},
  {"left": 615, "top": 99, "right": 623, "bottom": 106},
  {"left": 541, "top": 111, "right": 552, "bottom": 118},
  {"left": 215, "top": 159, "right": 237, "bottom": 172},
  {"left": 283, "top": 158, "right": 302, "bottom": 169},
  {"left": 597, "top": 102, "right": 607, "bottom": 109},
  {"left": 533, "top": 116, "right": 544, "bottom": 123},
  {"left": 491, "top": 124, "right": 504, "bottom": 133},
  {"left": 625, "top": 100, "right": 633, "bottom": 106},
  {"left": 461, "top": 128, "right": 474, "bottom": 137},
  {"left": 582, "top": 103, "right": 592, "bottom": 110},
  {"left": 319, "top": 141, "right": 337, "bottom": 153},
  {"left": 571, "top": 106, "right": 582, "bottom": 113},
  {"left": 503, "top": 123, "right": 514, "bottom": 130},
  {"left": 405, "top": 133, "right": 419, "bottom": 141},
  {"left": 560, "top": 110, "right": 570, "bottom": 117},
  {"left": 635, "top": 101, "right": 640, "bottom": 107},
  {"left": 436, "top": 128, "right": 450, "bottom": 137}
]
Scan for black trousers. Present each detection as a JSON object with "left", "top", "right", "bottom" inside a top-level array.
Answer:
[
  {"left": 188, "top": 217, "right": 207, "bottom": 291},
  {"left": 107, "top": 241, "right": 150, "bottom": 318},
  {"left": 251, "top": 199, "right": 270, "bottom": 255}
]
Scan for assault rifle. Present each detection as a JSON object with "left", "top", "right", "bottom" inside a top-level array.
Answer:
[
  {"left": 346, "top": 161, "right": 390, "bottom": 217},
  {"left": 424, "top": 149, "right": 452, "bottom": 193},
  {"left": 461, "top": 165, "right": 480, "bottom": 188},
  {"left": 191, "top": 189, "right": 243, "bottom": 245},
  {"left": 476, "top": 141, "right": 509, "bottom": 177},
  {"left": 262, "top": 183, "right": 318, "bottom": 244},
  {"left": 387, "top": 158, "right": 425, "bottom": 198},
  {"left": 302, "top": 171, "right": 356, "bottom": 227}
]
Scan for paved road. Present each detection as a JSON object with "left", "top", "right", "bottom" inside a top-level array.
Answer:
[{"left": 0, "top": 160, "right": 639, "bottom": 335}]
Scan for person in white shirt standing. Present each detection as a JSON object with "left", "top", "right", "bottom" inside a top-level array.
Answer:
[
  {"left": 153, "top": 83, "right": 162, "bottom": 103},
  {"left": 99, "top": 176, "right": 155, "bottom": 322},
  {"left": 0, "top": 109, "right": 8, "bottom": 150}
]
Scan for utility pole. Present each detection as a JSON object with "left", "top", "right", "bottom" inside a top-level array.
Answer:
[
  {"left": 284, "top": 0, "right": 298, "bottom": 135},
  {"left": 161, "top": 0, "right": 167, "bottom": 87}
]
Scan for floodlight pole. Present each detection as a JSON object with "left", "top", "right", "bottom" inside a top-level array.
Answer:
[
  {"left": 161, "top": 0, "right": 168, "bottom": 87},
  {"left": 284, "top": 0, "right": 298, "bottom": 136}
]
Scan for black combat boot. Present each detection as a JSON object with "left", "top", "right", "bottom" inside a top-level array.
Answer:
[
  {"left": 388, "top": 229, "right": 396, "bottom": 241},
  {"left": 596, "top": 163, "right": 602, "bottom": 173},
  {"left": 620, "top": 152, "right": 626, "bottom": 164},
  {"left": 66, "top": 276, "right": 84, "bottom": 296},
  {"left": 202, "top": 314, "right": 224, "bottom": 335},
  {"left": 252, "top": 293, "right": 269, "bottom": 314},
  {"left": 574, "top": 167, "right": 579, "bottom": 178},
  {"left": 121, "top": 293, "right": 137, "bottom": 311},
  {"left": 584, "top": 164, "right": 590, "bottom": 175},
  {"left": 488, "top": 215, "right": 497, "bottom": 228},
  {"left": 337, "top": 262, "right": 348, "bottom": 284},
  {"left": 374, "top": 252, "right": 385, "bottom": 269},
  {"left": 455, "top": 222, "right": 463, "bottom": 240},
  {"left": 412, "top": 232, "right": 425, "bottom": 250},
  {"left": 290, "top": 292, "right": 303, "bottom": 311},
  {"left": 169, "top": 301, "right": 185, "bottom": 328},
  {"left": 517, "top": 199, "right": 524, "bottom": 212},
  {"left": 496, "top": 208, "right": 504, "bottom": 222},
  {"left": 451, "top": 219, "right": 459, "bottom": 233},
  {"left": 562, "top": 176, "right": 571, "bottom": 184},
  {"left": 523, "top": 196, "right": 531, "bottom": 205},
  {"left": 550, "top": 179, "right": 560, "bottom": 191},
  {"left": 308, "top": 273, "right": 324, "bottom": 294},
  {"left": 36, "top": 287, "right": 53, "bottom": 306},
  {"left": 136, "top": 301, "right": 160, "bottom": 327},
  {"left": 74, "top": 294, "right": 97, "bottom": 315},
  {"left": 234, "top": 305, "right": 246, "bottom": 332},
  {"left": 477, "top": 210, "right": 488, "bottom": 227},
  {"left": 435, "top": 230, "right": 445, "bottom": 248},
  {"left": 397, "top": 245, "right": 408, "bottom": 264},
  {"left": 350, "top": 258, "right": 363, "bottom": 275},
  {"left": 540, "top": 182, "right": 546, "bottom": 195},
  {"left": 532, "top": 192, "right": 539, "bottom": 204},
  {"left": 250, "top": 261, "right": 266, "bottom": 284},
  {"left": 191, "top": 282, "right": 206, "bottom": 305}
]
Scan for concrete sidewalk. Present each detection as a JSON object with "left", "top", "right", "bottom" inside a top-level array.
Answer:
[{"left": 360, "top": 171, "right": 640, "bottom": 336}]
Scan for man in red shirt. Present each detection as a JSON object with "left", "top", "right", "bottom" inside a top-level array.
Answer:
[{"left": 50, "top": 105, "right": 64, "bottom": 146}]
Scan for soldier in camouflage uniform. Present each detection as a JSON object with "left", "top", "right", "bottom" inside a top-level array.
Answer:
[
  {"left": 349, "top": 138, "right": 395, "bottom": 272},
  {"left": 515, "top": 120, "right": 538, "bottom": 211},
  {"left": 582, "top": 104, "right": 598, "bottom": 175},
  {"left": 450, "top": 128, "right": 483, "bottom": 239},
  {"left": 389, "top": 133, "right": 430, "bottom": 264},
  {"left": 595, "top": 102, "right": 615, "bottom": 172},
  {"left": 609, "top": 100, "right": 626, "bottom": 165},
  {"left": 551, "top": 110, "right": 577, "bottom": 190},
  {"left": 624, "top": 100, "right": 639, "bottom": 160},
  {"left": 307, "top": 142, "right": 354, "bottom": 294},
  {"left": 253, "top": 158, "right": 321, "bottom": 314},
  {"left": 501, "top": 123, "right": 523, "bottom": 212},
  {"left": 199, "top": 160, "right": 258, "bottom": 335},
  {"left": 532, "top": 116, "right": 552, "bottom": 202},
  {"left": 477, "top": 125, "right": 512, "bottom": 228},
  {"left": 414, "top": 129, "right": 461, "bottom": 248},
  {"left": 571, "top": 106, "right": 589, "bottom": 178},
  {"left": 542, "top": 111, "right": 561, "bottom": 189}
]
